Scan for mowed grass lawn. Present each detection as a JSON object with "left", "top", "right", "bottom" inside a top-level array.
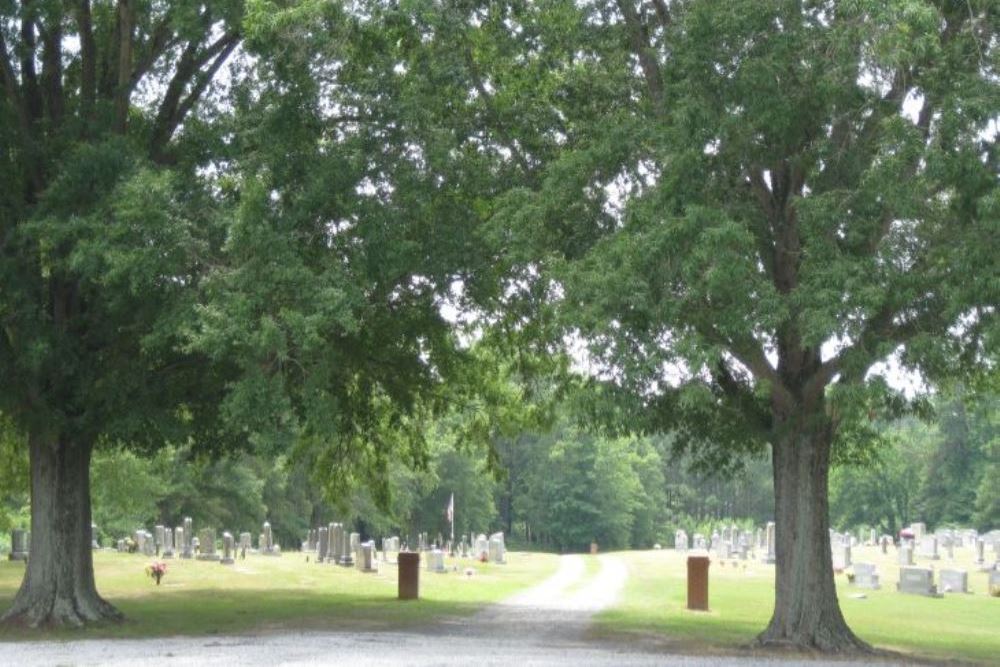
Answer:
[
  {"left": 0, "top": 550, "right": 558, "bottom": 641},
  {"left": 595, "top": 549, "right": 1000, "bottom": 665}
]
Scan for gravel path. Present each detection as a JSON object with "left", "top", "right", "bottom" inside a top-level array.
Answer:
[{"left": 0, "top": 555, "right": 913, "bottom": 666}]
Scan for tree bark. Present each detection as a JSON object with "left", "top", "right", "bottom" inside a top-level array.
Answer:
[
  {"left": 758, "top": 410, "right": 870, "bottom": 652},
  {"left": 1, "top": 432, "right": 122, "bottom": 628}
]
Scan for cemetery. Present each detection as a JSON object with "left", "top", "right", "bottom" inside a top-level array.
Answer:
[{"left": 0, "top": 0, "right": 997, "bottom": 664}]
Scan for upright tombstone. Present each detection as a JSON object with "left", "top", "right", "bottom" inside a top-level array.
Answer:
[
  {"left": 869, "top": 528, "right": 877, "bottom": 546},
  {"left": 9, "top": 529, "right": 28, "bottom": 561},
  {"left": 762, "top": 522, "right": 776, "bottom": 564},
  {"left": 474, "top": 534, "right": 489, "bottom": 560},
  {"left": 182, "top": 517, "right": 194, "bottom": 558},
  {"left": 918, "top": 536, "right": 940, "bottom": 560},
  {"left": 897, "top": 566, "right": 939, "bottom": 596},
  {"left": 975, "top": 539, "right": 986, "bottom": 569},
  {"left": 898, "top": 542, "right": 914, "bottom": 566},
  {"left": 317, "top": 527, "right": 330, "bottom": 563},
  {"left": 833, "top": 543, "right": 852, "bottom": 570},
  {"left": 197, "top": 528, "right": 220, "bottom": 561},
  {"left": 162, "top": 528, "right": 175, "bottom": 558},
  {"left": 175, "top": 526, "right": 188, "bottom": 559},
  {"left": 989, "top": 568, "right": 1000, "bottom": 595},
  {"left": 939, "top": 569, "right": 968, "bottom": 594},
  {"left": 239, "top": 532, "right": 252, "bottom": 556},
  {"left": 331, "top": 523, "right": 344, "bottom": 565},
  {"left": 852, "top": 563, "right": 881, "bottom": 589},
  {"left": 338, "top": 530, "right": 355, "bottom": 567},
  {"left": 910, "top": 522, "right": 926, "bottom": 542},
  {"left": 221, "top": 532, "right": 236, "bottom": 565},
  {"left": 154, "top": 525, "right": 165, "bottom": 556},
  {"left": 359, "top": 542, "right": 377, "bottom": 572},
  {"left": 489, "top": 532, "right": 506, "bottom": 564},
  {"left": 261, "top": 521, "right": 280, "bottom": 556},
  {"left": 426, "top": 548, "right": 446, "bottom": 572},
  {"left": 880, "top": 535, "right": 890, "bottom": 555},
  {"left": 674, "top": 530, "right": 688, "bottom": 551}
]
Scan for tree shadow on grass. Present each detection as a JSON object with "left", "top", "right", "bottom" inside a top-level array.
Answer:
[{"left": 0, "top": 587, "right": 485, "bottom": 641}]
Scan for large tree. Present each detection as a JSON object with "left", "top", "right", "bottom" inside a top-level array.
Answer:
[
  {"left": 0, "top": 0, "right": 489, "bottom": 627},
  {"left": 0, "top": 0, "right": 245, "bottom": 626},
  {"left": 561, "top": 0, "right": 997, "bottom": 651},
  {"left": 418, "top": 0, "right": 998, "bottom": 652}
]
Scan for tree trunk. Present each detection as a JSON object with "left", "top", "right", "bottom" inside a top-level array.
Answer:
[
  {"left": 1, "top": 432, "right": 122, "bottom": 628},
  {"left": 758, "top": 413, "right": 870, "bottom": 652}
]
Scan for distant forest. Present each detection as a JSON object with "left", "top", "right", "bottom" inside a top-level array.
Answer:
[{"left": 1, "top": 387, "right": 995, "bottom": 553}]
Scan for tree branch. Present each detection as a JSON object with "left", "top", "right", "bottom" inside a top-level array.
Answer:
[
  {"left": 76, "top": 0, "right": 97, "bottom": 123},
  {"left": 149, "top": 30, "right": 240, "bottom": 160},
  {"left": 113, "top": 0, "right": 134, "bottom": 134},
  {"left": 617, "top": 0, "right": 665, "bottom": 115}
]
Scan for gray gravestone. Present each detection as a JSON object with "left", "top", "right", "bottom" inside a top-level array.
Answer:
[
  {"left": 852, "top": 562, "right": 880, "bottom": 589},
  {"left": 898, "top": 542, "right": 914, "bottom": 566},
  {"left": 221, "top": 531, "right": 235, "bottom": 565},
  {"left": 763, "top": 522, "right": 776, "bottom": 564},
  {"left": 154, "top": 525, "right": 165, "bottom": 555},
  {"left": 939, "top": 568, "right": 968, "bottom": 594},
  {"left": 9, "top": 529, "right": 28, "bottom": 561},
  {"left": 182, "top": 517, "right": 194, "bottom": 558},
  {"left": 197, "top": 528, "right": 220, "bottom": 561},
  {"left": 897, "top": 566, "right": 938, "bottom": 596},
  {"left": 318, "top": 526, "right": 329, "bottom": 563},
  {"left": 162, "top": 527, "right": 175, "bottom": 558}
]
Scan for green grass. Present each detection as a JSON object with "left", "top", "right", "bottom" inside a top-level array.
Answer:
[
  {"left": 594, "top": 549, "right": 1000, "bottom": 665},
  {"left": 0, "top": 550, "right": 558, "bottom": 640}
]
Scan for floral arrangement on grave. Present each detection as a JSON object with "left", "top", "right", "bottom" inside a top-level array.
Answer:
[{"left": 145, "top": 561, "right": 168, "bottom": 585}]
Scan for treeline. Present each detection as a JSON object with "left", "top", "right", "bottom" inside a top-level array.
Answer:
[
  {"left": 830, "top": 389, "right": 998, "bottom": 536},
  {"left": 2, "top": 390, "right": 993, "bottom": 554}
]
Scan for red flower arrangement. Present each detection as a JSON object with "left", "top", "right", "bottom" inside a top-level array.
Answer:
[{"left": 145, "top": 561, "right": 167, "bottom": 585}]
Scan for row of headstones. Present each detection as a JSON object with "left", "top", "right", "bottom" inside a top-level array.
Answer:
[
  {"left": 115, "top": 519, "right": 282, "bottom": 564},
  {"left": 303, "top": 527, "right": 507, "bottom": 569},
  {"left": 674, "top": 522, "right": 776, "bottom": 564},
  {"left": 851, "top": 561, "right": 1000, "bottom": 597}
]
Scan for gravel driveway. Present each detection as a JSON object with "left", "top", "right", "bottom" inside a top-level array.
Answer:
[{"left": 0, "top": 555, "right": 914, "bottom": 666}]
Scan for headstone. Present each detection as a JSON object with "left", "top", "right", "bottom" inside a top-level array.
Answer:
[
  {"left": 475, "top": 534, "right": 489, "bottom": 560},
  {"left": 910, "top": 522, "right": 926, "bottom": 541},
  {"left": 197, "top": 528, "right": 220, "bottom": 561},
  {"left": 221, "top": 532, "right": 235, "bottom": 565},
  {"left": 880, "top": 535, "right": 890, "bottom": 554},
  {"left": 897, "top": 566, "right": 938, "bottom": 596},
  {"left": 718, "top": 541, "right": 731, "bottom": 560},
  {"left": 489, "top": 532, "right": 506, "bottom": 564},
  {"left": 763, "top": 522, "right": 776, "bottom": 564},
  {"left": 261, "top": 521, "right": 280, "bottom": 556},
  {"left": 898, "top": 542, "right": 914, "bottom": 566},
  {"left": 239, "top": 532, "right": 252, "bottom": 555},
  {"left": 358, "top": 541, "right": 377, "bottom": 572},
  {"left": 176, "top": 526, "right": 188, "bottom": 558},
  {"left": 331, "top": 523, "right": 344, "bottom": 565},
  {"left": 918, "top": 536, "right": 940, "bottom": 560},
  {"left": 989, "top": 569, "right": 1000, "bottom": 595},
  {"left": 182, "top": 517, "right": 194, "bottom": 558},
  {"left": 426, "top": 548, "right": 446, "bottom": 572},
  {"left": 317, "top": 527, "right": 329, "bottom": 563},
  {"left": 939, "top": 569, "right": 968, "bottom": 594},
  {"left": 116, "top": 538, "right": 126, "bottom": 553},
  {"left": 852, "top": 563, "right": 881, "bottom": 589},
  {"left": 91, "top": 523, "right": 100, "bottom": 549},
  {"left": 868, "top": 528, "right": 877, "bottom": 546},
  {"left": 693, "top": 533, "right": 706, "bottom": 550},
  {"left": 975, "top": 539, "right": 986, "bottom": 568},
  {"left": 162, "top": 528, "right": 175, "bottom": 558},
  {"left": 674, "top": 530, "right": 688, "bottom": 551},
  {"left": 340, "top": 531, "right": 357, "bottom": 567},
  {"left": 154, "top": 525, "right": 165, "bottom": 556},
  {"left": 8, "top": 529, "right": 28, "bottom": 561}
]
